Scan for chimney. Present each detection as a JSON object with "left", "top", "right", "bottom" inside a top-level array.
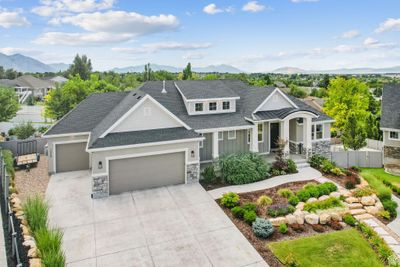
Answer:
[{"left": 161, "top": 80, "right": 167, "bottom": 94}]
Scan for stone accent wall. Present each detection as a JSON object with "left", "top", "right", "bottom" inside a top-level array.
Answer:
[
  {"left": 92, "top": 175, "right": 108, "bottom": 198},
  {"left": 187, "top": 163, "right": 200, "bottom": 183},
  {"left": 289, "top": 142, "right": 307, "bottom": 156},
  {"left": 384, "top": 146, "right": 400, "bottom": 159},
  {"left": 312, "top": 140, "right": 331, "bottom": 158}
]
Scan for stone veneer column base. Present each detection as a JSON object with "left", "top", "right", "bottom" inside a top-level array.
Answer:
[
  {"left": 384, "top": 146, "right": 400, "bottom": 174},
  {"left": 312, "top": 140, "right": 331, "bottom": 158},
  {"left": 187, "top": 163, "right": 200, "bottom": 183},
  {"left": 92, "top": 175, "right": 109, "bottom": 199}
]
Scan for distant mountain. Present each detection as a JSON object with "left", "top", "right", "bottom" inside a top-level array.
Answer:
[
  {"left": 112, "top": 63, "right": 244, "bottom": 74},
  {"left": 48, "top": 63, "right": 70, "bottom": 72},
  {"left": 0, "top": 53, "right": 69, "bottom": 73},
  {"left": 272, "top": 67, "right": 307, "bottom": 74},
  {"left": 271, "top": 66, "right": 400, "bottom": 74}
]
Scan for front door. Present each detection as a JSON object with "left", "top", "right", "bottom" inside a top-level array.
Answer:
[{"left": 270, "top": 123, "right": 280, "bottom": 151}]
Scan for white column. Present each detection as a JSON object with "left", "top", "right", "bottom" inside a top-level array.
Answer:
[
  {"left": 212, "top": 132, "right": 219, "bottom": 159},
  {"left": 304, "top": 116, "right": 312, "bottom": 158},
  {"left": 282, "top": 119, "right": 290, "bottom": 155},
  {"left": 250, "top": 125, "right": 259, "bottom": 153}
]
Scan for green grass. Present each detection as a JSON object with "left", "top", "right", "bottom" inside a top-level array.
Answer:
[
  {"left": 361, "top": 168, "right": 400, "bottom": 186},
  {"left": 359, "top": 169, "right": 392, "bottom": 200},
  {"left": 268, "top": 229, "right": 384, "bottom": 267}
]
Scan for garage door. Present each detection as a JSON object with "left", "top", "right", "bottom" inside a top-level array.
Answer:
[
  {"left": 109, "top": 152, "right": 185, "bottom": 195},
  {"left": 55, "top": 142, "right": 89, "bottom": 173}
]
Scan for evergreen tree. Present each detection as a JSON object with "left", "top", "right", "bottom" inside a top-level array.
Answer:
[
  {"left": 68, "top": 54, "right": 92, "bottom": 80},
  {"left": 182, "top": 62, "right": 192, "bottom": 80},
  {"left": 341, "top": 112, "right": 367, "bottom": 150}
]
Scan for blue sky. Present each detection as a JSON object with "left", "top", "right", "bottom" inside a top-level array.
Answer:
[{"left": 0, "top": 0, "right": 399, "bottom": 72}]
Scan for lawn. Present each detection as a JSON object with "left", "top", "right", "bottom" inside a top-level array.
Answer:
[
  {"left": 268, "top": 229, "right": 384, "bottom": 267},
  {"left": 361, "top": 168, "right": 400, "bottom": 186}
]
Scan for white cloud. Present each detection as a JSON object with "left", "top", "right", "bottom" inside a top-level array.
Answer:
[
  {"left": 112, "top": 42, "right": 212, "bottom": 54},
  {"left": 242, "top": 1, "right": 266, "bottom": 13},
  {"left": 0, "top": 8, "right": 29, "bottom": 28},
  {"left": 0, "top": 47, "right": 41, "bottom": 55},
  {"left": 183, "top": 52, "right": 207, "bottom": 60},
  {"left": 363, "top": 37, "right": 378, "bottom": 46},
  {"left": 31, "top": 0, "right": 114, "bottom": 17},
  {"left": 334, "top": 44, "right": 358, "bottom": 53},
  {"left": 291, "top": 0, "right": 319, "bottom": 3},
  {"left": 375, "top": 18, "right": 400, "bottom": 33},
  {"left": 334, "top": 39, "right": 397, "bottom": 53},
  {"left": 341, "top": 30, "right": 359, "bottom": 39},
  {"left": 202, "top": 3, "right": 233, "bottom": 14},
  {"left": 33, "top": 32, "right": 134, "bottom": 45}
]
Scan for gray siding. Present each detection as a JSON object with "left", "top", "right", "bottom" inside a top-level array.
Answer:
[
  {"left": 219, "top": 130, "right": 249, "bottom": 157},
  {"left": 258, "top": 122, "right": 269, "bottom": 153},
  {"left": 200, "top": 133, "right": 213, "bottom": 161},
  {"left": 383, "top": 130, "right": 400, "bottom": 147}
]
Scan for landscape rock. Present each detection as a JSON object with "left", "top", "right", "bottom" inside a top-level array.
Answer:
[
  {"left": 350, "top": 209, "right": 367, "bottom": 216},
  {"left": 329, "top": 192, "right": 341, "bottom": 198},
  {"left": 347, "top": 203, "right": 363, "bottom": 210},
  {"left": 330, "top": 212, "right": 342, "bottom": 221},
  {"left": 339, "top": 189, "right": 351, "bottom": 197},
  {"left": 21, "top": 219, "right": 28, "bottom": 226},
  {"left": 371, "top": 194, "right": 379, "bottom": 201},
  {"left": 375, "top": 201, "right": 384, "bottom": 211},
  {"left": 23, "top": 240, "right": 36, "bottom": 248},
  {"left": 361, "top": 196, "right": 376, "bottom": 206},
  {"left": 28, "top": 247, "right": 38, "bottom": 258},
  {"left": 345, "top": 197, "right": 359, "bottom": 204},
  {"left": 29, "top": 258, "right": 41, "bottom": 267},
  {"left": 285, "top": 214, "right": 297, "bottom": 225},
  {"left": 364, "top": 206, "right": 379, "bottom": 215},
  {"left": 307, "top": 198, "right": 318, "bottom": 203},
  {"left": 296, "top": 202, "right": 305, "bottom": 210},
  {"left": 294, "top": 210, "right": 305, "bottom": 224},
  {"left": 10, "top": 197, "right": 21, "bottom": 205},
  {"left": 21, "top": 225, "right": 29, "bottom": 235},
  {"left": 269, "top": 217, "right": 287, "bottom": 226},
  {"left": 319, "top": 213, "right": 331, "bottom": 224},
  {"left": 318, "top": 195, "right": 329, "bottom": 201},
  {"left": 23, "top": 235, "right": 34, "bottom": 242},
  {"left": 305, "top": 214, "right": 319, "bottom": 225},
  {"left": 354, "top": 213, "right": 374, "bottom": 220},
  {"left": 15, "top": 210, "right": 24, "bottom": 217}
]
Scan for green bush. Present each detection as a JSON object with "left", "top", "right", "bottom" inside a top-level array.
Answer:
[
  {"left": 231, "top": 206, "right": 245, "bottom": 219},
  {"left": 320, "top": 160, "right": 335, "bottom": 174},
  {"left": 220, "top": 192, "right": 240, "bottom": 208},
  {"left": 252, "top": 218, "right": 274, "bottom": 238},
  {"left": 343, "top": 214, "right": 357, "bottom": 226},
  {"left": 257, "top": 195, "right": 272, "bottom": 206},
  {"left": 35, "top": 228, "right": 65, "bottom": 267},
  {"left": 242, "top": 202, "right": 257, "bottom": 212},
  {"left": 382, "top": 199, "right": 398, "bottom": 218},
  {"left": 303, "top": 197, "right": 343, "bottom": 213},
  {"left": 287, "top": 159, "right": 298, "bottom": 174},
  {"left": 378, "top": 210, "right": 391, "bottom": 220},
  {"left": 243, "top": 210, "right": 257, "bottom": 225},
  {"left": 308, "top": 154, "right": 326, "bottom": 168},
  {"left": 317, "top": 182, "right": 337, "bottom": 196},
  {"left": 288, "top": 195, "right": 300, "bottom": 206},
  {"left": 306, "top": 185, "right": 320, "bottom": 198},
  {"left": 279, "top": 223, "right": 288, "bottom": 234},
  {"left": 219, "top": 153, "right": 270, "bottom": 185},
  {"left": 1, "top": 149, "right": 15, "bottom": 179},
  {"left": 296, "top": 189, "right": 311, "bottom": 202},
  {"left": 353, "top": 187, "right": 375, "bottom": 197},
  {"left": 277, "top": 188, "right": 294, "bottom": 198},
  {"left": 267, "top": 204, "right": 295, "bottom": 217},
  {"left": 331, "top": 167, "right": 344, "bottom": 176},
  {"left": 12, "top": 121, "right": 36, "bottom": 140},
  {"left": 201, "top": 165, "right": 217, "bottom": 184},
  {"left": 23, "top": 195, "right": 49, "bottom": 233}
]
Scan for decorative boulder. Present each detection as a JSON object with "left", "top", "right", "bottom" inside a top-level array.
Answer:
[
  {"left": 361, "top": 196, "right": 375, "bottom": 206},
  {"left": 329, "top": 192, "right": 341, "bottom": 198},
  {"left": 296, "top": 202, "right": 305, "bottom": 211},
  {"left": 364, "top": 206, "right": 379, "bottom": 215},
  {"left": 375, "top": 201, "right": 384, "bottom": 211},
  {"left": 339, "top": 189, "right": 351, "bottom": 197},
  {"left": 307, "top": 198, "right": 318, "bottom": 203},
  {"left": 29, "top": 258, "right": 41, "bottom": 267},
  {"left": 23, "top": 239, "right": 36, "bottom": 248},
  {"left": 345, "top": 197, "right": 359, "bottom": 204},
  {"left": 285, "top": 214, "right": 297, "bottom": 225},
  {"left": 269, "top": 217, "right": 287, "bottom": 226},
  {"left": 319, "top": 213, "right": 331, "bottom": 224},
  {"left": 330, "top": 212, "right": 342, "bottom": 221},
  {"left": 305, "top": 214, "right": 319, "bottom": 225},
  {"left": 294, "top": 210, "right": 305, "bottom": 224},
  {"left": 21, "top": 225, "right": 29, "bottom": 235},
  {"left": 28, "top": 247, "right": 38, "bottom": 258},
  {"left": 318, "top": 195, "right": 329, "bottom": 201}
]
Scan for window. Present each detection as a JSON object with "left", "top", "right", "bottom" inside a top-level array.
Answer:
[
  {"left": 312, "top": 124, "right": 323, "bottom": 140},
  {"left": 390, "top": 131, "right": 400, "bottom": 140},
  {"left": 258, "top": 123, "right": 264, "bottom": 142},
  {"left": 218, "top": 131, "right": 224, "bottom": 141},
  {"left": 199, "top": 133, "right": 204, "bottom": 148},
  {"left": 222, "top": 101, "right": 230, "bottom": 110},
  {"left": 143, "top": 107, "right": 151, "bottom": 116},
  {"left": 247, "top": 130, "right": 251, "bottom": 144},
  {"left": 209, "top": 102, "right": 217, "bottom": 111},
  {"left": 228, "top": 130, "right": 236, "bottom": 140},
  {"left": 195, "top": 103, "right": 203, "bottom": 112}
]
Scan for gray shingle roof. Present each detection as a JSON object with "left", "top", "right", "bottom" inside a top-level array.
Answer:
[
  {"left": 89, "top": 127, "right": 201, "bottom": 149},
  {"left": 381, "top": 84, "right": 400, "bottom": 129},
  {"left": 14, "top": 75, "right": 54, "bottom": 89},
  {"left": 175, "top": 80, "right": 240, "bottom": 100}
]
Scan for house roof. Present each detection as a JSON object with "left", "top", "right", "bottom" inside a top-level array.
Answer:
[
  {"left": 0, "top": 79, "right": 17, "bottom": 87},
  {"left": 174, "top": 80, "right": 240, "bottom": 100},
  {"left": 381, "top": 84, "right": 400, "bottom": 129},
  {"left": 89, "top": 127, "right": 201, "bottom": 149},
  {"left": 14, "top": 75, "right": 55, "bottom": 89},
  {"left": 301, "top": 96, "right": 325, "bottom": 112}
]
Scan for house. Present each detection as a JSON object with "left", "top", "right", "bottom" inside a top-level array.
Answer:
[
  {"left": 44, "top": 80, "right": 333, "bottom": 198},
  {"left": 13, "top": 75, "right": 55, "bottom": 100},
  {"left": 45, "top": 76, "right": 68, "bottom": 84},
  {"left": 301, "top": 96, "right": 325, "bottom": 113},
  {"left": 380, "top": 84, "right": 400, "bottom": 175}
]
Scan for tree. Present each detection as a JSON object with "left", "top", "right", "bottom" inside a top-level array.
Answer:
[
  {"left": 324, "top": 77, "right": 370, "bottom": 133},
  {"left": 182, "top": 62, "right": 192, "bottom": 80},
  {"left": 289, "top": 84, "right": 307, "bottom": 98},
  {"left": 0, "top": 66, "right": 4, "bottom": 79},
  {"left": 0, "top": 87, "right": 19, "bottom": 122},
  {"left": 341, "top": 112, "right": 367, "bottom": 150},
  {"left": 68, "top": 54, "right": 92, "bottom": 80},
  {"left": 319, "top": 74, "right": 330, "bottom": 88},
  {"left": 143, "top": 63, "right": 153, "bottom": 81},
  {"left": 365, "top": 113, "right": 381, "bottom": 140},
  {"left": 12, "top": 121, "right": 36, "bottom": 140}
]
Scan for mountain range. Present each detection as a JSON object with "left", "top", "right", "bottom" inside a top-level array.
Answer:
[
  {"left": 111, "top": 64, "right": 244, "bottom": 73},
  {"left": 272, "top": 66, "right": 400, "bottom": 75}
]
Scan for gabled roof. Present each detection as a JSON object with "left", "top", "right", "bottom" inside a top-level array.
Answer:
[
  {"left": 174, "top": 80, "right": 240, "bottom": 100},
  {"left": 14, "top": 75, "right": 54, "bottom": 89},
  {"left": 381, "top": 84, "right": 400, "bottom": 130}
]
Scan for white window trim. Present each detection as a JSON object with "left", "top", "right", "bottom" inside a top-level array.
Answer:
[
  {"left": 218, "top": 131, "right": 224, "bottom": 141},
  {"left": 222, "top": 101, "right": 230, "bottom": 110},
  {"left": 389, "top": 131, "right": 400, "bottom": 140},
  {"left": 199, "top": 133, "right": 204, "bottom": 148},
  {"left": 258, "top": 123, "right": 264, "bottom": 143},
  {"left": 228, "top": 130, "right": 236, "bottom": 140},
  {"left": 195, "top": 102, "right": 203, "bottom": 112},
  {"left": 312, "top": 123, "right": 324, "bottom": 141},
  {"left": 209, "top": 102, "right": 217, "bottom": 111}
]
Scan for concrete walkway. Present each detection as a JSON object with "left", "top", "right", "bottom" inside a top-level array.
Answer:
[
  {"left": 387, "top": 195, "right": 400, "bottom": 237},
  {"left": 208, "top": 167, "right": 323, "bottom": 199}
]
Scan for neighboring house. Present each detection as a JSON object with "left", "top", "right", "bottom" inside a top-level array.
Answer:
[
  {"left": 301, "top": 96, "right": 325, "bottom": 113},
  {"left": 44, "top": 80, "right": 333, "bottom": 198},
  {"left": 380, "top": 84, "right": 400, "bottom": 174},
  {"left": 13, "top": 75, "right": 55, "bottom": 100},
  {"left": 45, "top": 76, "right": 68, "bottom": 84}
]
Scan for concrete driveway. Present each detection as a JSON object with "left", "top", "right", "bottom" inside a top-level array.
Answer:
[{"left": 46, "top": 171, "right": 267, "bottom": 267}]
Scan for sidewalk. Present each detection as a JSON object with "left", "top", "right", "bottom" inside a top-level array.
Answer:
[
  {"left": 208, "top": 167, "right": 322, "bottom": 199},
  {"left": 387, "top": 194, "right": 400, "bottom": 237}
]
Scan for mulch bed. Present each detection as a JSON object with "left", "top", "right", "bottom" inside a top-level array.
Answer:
[{"left": 217, "top": 181, "right": 350, "bottom": 266}]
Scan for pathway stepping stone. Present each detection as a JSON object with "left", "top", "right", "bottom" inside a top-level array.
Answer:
[{"left": 350, "top": 209, "right": 366, "bottom": 215}]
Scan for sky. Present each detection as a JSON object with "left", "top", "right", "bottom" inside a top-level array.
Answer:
[{"left": 0, "top": 0, "right": 399, "bottom": 72}]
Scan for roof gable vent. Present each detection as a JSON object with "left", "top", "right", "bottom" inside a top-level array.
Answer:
[{"left": 161, "top": 80, "right": 167, "bottom": 94}]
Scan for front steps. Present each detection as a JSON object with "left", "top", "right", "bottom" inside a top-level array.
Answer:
[{"left": 293, "top": 158, "right": 310, "bottom": 169}]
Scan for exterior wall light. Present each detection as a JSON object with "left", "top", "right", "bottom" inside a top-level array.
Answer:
[
  {"left": 98, "top": 161, "right": 103, "bottom": 169},
  {"left": 191, "top": 150, "right": 195, "bottom": 158}
]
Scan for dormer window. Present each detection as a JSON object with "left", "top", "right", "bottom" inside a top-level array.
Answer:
[
  {"left": 223, "top": 101, "right": 230, "bottom": 110},
  {"left": 195, "top": 103, "right": 203, "bottom": 112},
  {"left": 209, "top": 102, "right": 217, "bottom": 111}
]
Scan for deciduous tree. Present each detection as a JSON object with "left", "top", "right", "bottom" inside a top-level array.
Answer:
[
  {"left": 341, "top": 112, "right": 367, "bottom": 150},
  {"left": 0, "top": 87, "right": 19, "bottom": 122}
]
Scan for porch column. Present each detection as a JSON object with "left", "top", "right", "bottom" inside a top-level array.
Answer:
[
  {"left": 304, "top": 117, "right": 312, "bottom": 158},
  {"left": 282, "top": 120, "right": 290, "bottom": 156},
  {"left": 250, "top": 125, "right": 259, "bottom": 153},
  {"left": 212, "top": 132, "right": 219, "bottom": 159}
]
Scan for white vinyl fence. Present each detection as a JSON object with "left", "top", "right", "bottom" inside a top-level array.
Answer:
[
  {"left": 329, "top": 150, "right": 383, "bottom": 168},
  {"left": 366, "top": 138, "right": 383, "bottom": 151}
]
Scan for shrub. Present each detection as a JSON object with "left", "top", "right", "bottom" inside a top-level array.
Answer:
[
  {"left": 257, "top": 195, "right": 272, "bottom": 206},
  {"left": 23, "top": 195, "right": 49, "bottom": 233},
  {"left": 307, "top": 185, "right": 320, "bottom": 198},
  {"left": 303, "top": 197, "right": 343, "bottom": 213},
  {"left": 12, "top": 121, "right": 36, "bottom": 140},
  {"left": 288, "top": 195, "right": 300, "bottom": 206},
  {"left": 201, "top": 165, "right": 217, "bottom": 184},
  {"left": 219, "top": 153, "right": 270, "bottom": 185},
  {"left": 35, "top": 228, "right": 65, "bottom": 267},
  {"left": 252, "top": 218, "right": 274, "bottom": 238},
  {"left": 267, "top": 204, "right": 295, "bottom": 217},
  {"left": 308, "top": 154, "right": 326, "bottom": 168},
  {"left": 1, "top": 149, "right": 15, "bottom": 179},
  {"left": 287, "top": 159, "right": 298, "bottom": 174},
  {"left": 231, "top": 206, "right": 245, "bottom": 219},
  {"left": 320, "top": 160, "right": 335, "bottom": 174},
  {"left": 382, "top": 199, "right": 398, "bottom": 218},
  {"left": 343, "top": 214, "right": 357, "bottom": 226},
  {"left": 242, "top": 202, "right": 257, "bottom": 212},
  {"left": 279, "top": 223, "right": 288, "bottom": 234},
  {"left": 283, "top": 253, "right": 299, "bottom": 267},
  {"left": 296, "top": 189, "right": 311, "bottom": 202},
  {"left": 353, "top": 186, "right": 375, "bottom": 197},
  {"left": 331, "top": 167, "right": 344, "bottom": 176},
  {"left": 277, "top": 188, "right": 294, "bottom": 199},
  {"left": 345, "top": 179, "right": 356, "bottom": 189},
  {"left": 243, "top": 210, "right": 257, "bottom": 225},
  {"left": 378, "top": 210, "right": 391, "bottom": 220},
  {"left": 351, "top": 166, "right": 361, "bottom": 172},
  {"left": 311, "top": 224, "right": 325, "bottom": 232},
  {"left": 290, "top": 223, "right": 304, "bottom": 232},
  {"left": 220, "top": 192, "right": 240, "bottom": 208},
  {"left": 329, "top": 219, "right": 343, "bottom": 230},
  {"left": 319, "top": 182, "right": 338, "bottom": 193}
]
